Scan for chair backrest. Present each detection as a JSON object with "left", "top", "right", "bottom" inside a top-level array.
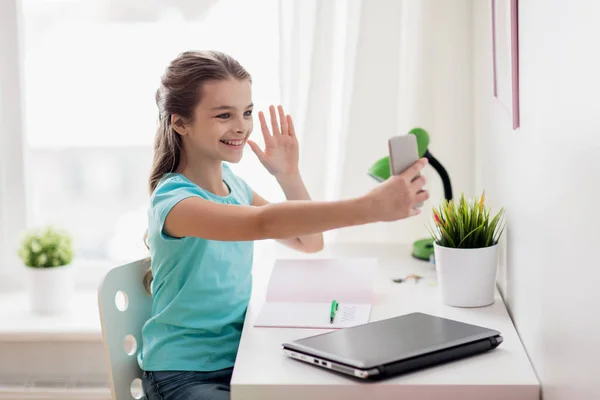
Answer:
[{"left": 98, "top": 258, "right": 152, "bottom": 400}]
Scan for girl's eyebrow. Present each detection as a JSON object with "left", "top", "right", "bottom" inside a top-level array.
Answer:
[{"left": 211, "top": 103, "right": 254, "bottom": 111}]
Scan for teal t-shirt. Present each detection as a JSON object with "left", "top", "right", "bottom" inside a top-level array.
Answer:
[{"left": 139, "top": 163, "right": 254, "bottom": 372}]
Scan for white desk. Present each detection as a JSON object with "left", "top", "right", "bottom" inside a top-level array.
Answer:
[{"left": 231, "top": 243, "right": 540, "bottom": 400}]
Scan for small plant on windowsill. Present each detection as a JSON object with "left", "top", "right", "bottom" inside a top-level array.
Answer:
[
  {"left": 18, "top": 226, "right": 74, "bottom": 268},
  {"left": 18, "top": 226, "right": 75, "bottom": 315},
  {"left": 428, "top": 192, "right": 506, "bottom": 308}
]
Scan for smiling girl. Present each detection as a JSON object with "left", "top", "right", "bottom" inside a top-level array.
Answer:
[{"left": 140, "top": 50, "right": 429, "bottom": 400}]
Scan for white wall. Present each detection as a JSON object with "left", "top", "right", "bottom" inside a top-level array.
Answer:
[{"left": 473, "top": 0, "right": 600, "bottom": 399}]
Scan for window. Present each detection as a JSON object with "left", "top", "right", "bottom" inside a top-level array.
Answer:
[{"left": 17, "top": 0, "right": 283, "bottom": 279}]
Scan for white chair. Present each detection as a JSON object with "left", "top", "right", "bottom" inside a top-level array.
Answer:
[{"left": 98, "top": 258, "right": 152, "bottom": 400}]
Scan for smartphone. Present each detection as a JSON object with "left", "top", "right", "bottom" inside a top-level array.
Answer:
[
  {"left": 388, "top": 134, "right": 424, "bottom": 208},
  {"left": 388, "top": 134, "right": 420, "bottom": 176}
]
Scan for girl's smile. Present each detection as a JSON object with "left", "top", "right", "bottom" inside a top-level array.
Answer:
[{"left": 219, "top": 137, "right": 247, "bottom": 150}]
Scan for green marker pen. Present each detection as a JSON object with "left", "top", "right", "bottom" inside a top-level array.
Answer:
[{"left": 330, "top": 300, "right": 339, "bottom": 323}]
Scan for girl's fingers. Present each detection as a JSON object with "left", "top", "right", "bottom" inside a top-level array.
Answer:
[
  {"left": 401, "top": 158, "right": 428, "bottom": 181},
  {"left": 247, "top": 140, "right": 265, "bottom": 161},
  {"left": 410, "top": 207, "right": 423, "bottom": 217},
  {"left": 287, "top": 115, "right": 296, "bottom": 137},
  {"left": 269, "top": 105, "right": 281, "bottom": 135},
  {"left": 411, "top": 175, "right": 427, "bottom": 189},
  {"left": 258, "top": 111, "right": 271, "bottom": 142},
  {"left": 415, "top": 189, "right": 430, "bottom": 204},
  {"left": 277, "top": 105, "right": 288, "bottom": 135}
]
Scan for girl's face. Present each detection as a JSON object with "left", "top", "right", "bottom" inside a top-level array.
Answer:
[{"left": 178, "top": 78, "right": 254, "bottom": 163}]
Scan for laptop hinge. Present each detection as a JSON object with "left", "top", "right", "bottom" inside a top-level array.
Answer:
[{"left": 376, "top": 364, "right": 388, "bottom": 377}]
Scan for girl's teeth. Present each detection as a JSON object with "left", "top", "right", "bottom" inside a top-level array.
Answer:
[{"left": 222, "top": 140, "right": 243, "bottom": 146}]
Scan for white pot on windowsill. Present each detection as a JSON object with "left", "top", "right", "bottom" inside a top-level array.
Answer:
[
  {"left": 18, "top": 226, "right": 75, "bottom": 315},
  {"left": 434, "top": 243, "right": 499, "bottom": 308},
  {"left": 27, "top": 263, "right": 74, "bottom": 315}
]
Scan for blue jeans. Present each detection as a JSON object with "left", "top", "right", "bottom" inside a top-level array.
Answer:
[{"left": 142, "top": 368, "right": 233, "bottom": 400}]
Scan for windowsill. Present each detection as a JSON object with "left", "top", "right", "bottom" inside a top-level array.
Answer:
[
  {"left": 0, "top": 290, "right": 102, "bottom": 342},
  {"left": 0, "top": 241, "right": 278, "bottom": 342}
]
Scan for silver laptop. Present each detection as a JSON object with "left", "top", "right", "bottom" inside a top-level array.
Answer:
[{"left": 282, "top": 312, "right": 502, "bottom": 380}]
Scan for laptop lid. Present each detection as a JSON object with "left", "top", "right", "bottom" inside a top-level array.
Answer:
[{"left": 282, "top": 312, "right": 501, "bottom": 369}]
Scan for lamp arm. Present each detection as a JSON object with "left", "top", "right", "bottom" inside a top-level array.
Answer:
[{"left": 424, "top": 150, "right": 453, "bottom": 201}]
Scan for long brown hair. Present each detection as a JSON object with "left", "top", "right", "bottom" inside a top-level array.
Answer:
[{"left": 143, "top": 51, "right": 251, "bottom": 294}]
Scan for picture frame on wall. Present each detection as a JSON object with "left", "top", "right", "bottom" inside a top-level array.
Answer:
[{"left": 492, "top": 0, "right": 519, "bottom": 130}]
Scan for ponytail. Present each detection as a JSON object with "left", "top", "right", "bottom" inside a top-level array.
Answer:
[
  {"left": 144, "top": 109, "right": 182, "bottom": 296},
  {"left": 149, "top": 110, "right": 182, "bottom": 194}
]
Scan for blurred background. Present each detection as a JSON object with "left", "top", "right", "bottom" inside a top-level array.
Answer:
[
  {"left": 20, "top": 0, "right": 282, "bottom": 266},
  {"left": 7, "top": 0, "right": 475, "bottom": 286}
]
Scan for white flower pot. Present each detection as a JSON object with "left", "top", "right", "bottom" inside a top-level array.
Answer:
[
  {"left": 434, "top": 243, "right": 499, "bottom": 308},
  {"left": 28, "top": 264, "right": 74, "bottom": 315}
]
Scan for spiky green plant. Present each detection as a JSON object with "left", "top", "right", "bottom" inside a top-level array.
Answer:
[
  {"left": 428, "top": 192, "right": 505, "bottom": 249},
  {"left": 18, "top": 226, "right": 74, "bottom": 268}
]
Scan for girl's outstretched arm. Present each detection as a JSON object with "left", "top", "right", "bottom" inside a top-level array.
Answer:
[
  {"left": 164, "top": 195, "right": 370, "bottom": 242},
  {"left": 163, "top": 159, "right": 429, "bottom": 242},
  {"left": 251, "top": 173, "right": 323, "bottom": 253}
]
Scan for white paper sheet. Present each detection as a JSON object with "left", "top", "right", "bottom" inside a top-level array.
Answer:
[{"left": 254, "top": 258, "right": 376, "bottom": 329}]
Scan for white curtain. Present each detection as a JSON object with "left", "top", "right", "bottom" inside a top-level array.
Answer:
[{"left": 278, "top": 0, "right": 474, "bottom": 244}]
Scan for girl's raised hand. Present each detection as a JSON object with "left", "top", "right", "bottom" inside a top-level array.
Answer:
[{"left": 248, "top": 105, "right": 300, "bottom": 179}]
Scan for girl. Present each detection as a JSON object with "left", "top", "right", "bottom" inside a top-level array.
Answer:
[{"left": 140, "top": 50, "right": 429, "bottom": 400}]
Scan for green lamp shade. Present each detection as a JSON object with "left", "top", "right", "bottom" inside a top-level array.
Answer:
[
  {"left": 367, "top": 128, "right": 429, "bottom": 183},
  {"left": 408, "top": 127, "right": 429, "bottom": 158},
  {"left": 367, "top": 156, "right": 391, "bottom": 182}
]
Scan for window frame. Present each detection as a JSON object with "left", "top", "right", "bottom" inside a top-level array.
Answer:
[{"left": 0, "top": 0, "right": 28, "bottom": 291}]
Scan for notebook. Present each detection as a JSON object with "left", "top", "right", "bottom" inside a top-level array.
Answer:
[{"left": 253, "top": 258, "right": 376, "bottom": 329}]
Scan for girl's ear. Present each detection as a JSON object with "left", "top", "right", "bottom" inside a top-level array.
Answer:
[{"left": 171, "top": 114, "right": 188, "bottom": 136}]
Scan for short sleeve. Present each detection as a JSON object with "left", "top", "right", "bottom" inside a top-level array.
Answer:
[{"left": 150, "top": 175, "right": 200, "bottom": 240}]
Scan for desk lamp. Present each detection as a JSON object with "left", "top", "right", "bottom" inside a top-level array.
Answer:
[{"left": 367, "top": 128, "right": 453, "bottom": 261}]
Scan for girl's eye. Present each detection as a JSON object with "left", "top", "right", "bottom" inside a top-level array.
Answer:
[
  {"left": 217, "top": 113, "right": 231, "bottom": 119},
  {"left": 244, "top": 110, "right": 253, "bottom": 117}
]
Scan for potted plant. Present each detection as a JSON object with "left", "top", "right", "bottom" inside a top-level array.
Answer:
[
  {"left": 18, "top": 226, "right": 75, "bottom": 315},
  {"left": 428, "top": 193, "right": 506, "bottom": 307}
]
